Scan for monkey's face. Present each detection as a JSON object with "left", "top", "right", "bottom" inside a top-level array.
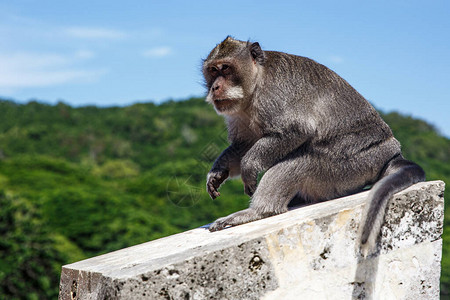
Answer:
[
  {"left": 203, "top": 61, "right": 245, "bottom": 114},
  {"left": 203, "top": 37, "right": 265, "bottom": 115}
]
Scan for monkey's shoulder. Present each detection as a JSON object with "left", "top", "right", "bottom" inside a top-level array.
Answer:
[{"left": 262, "top": 51, "right": 341, "bottom": 88}]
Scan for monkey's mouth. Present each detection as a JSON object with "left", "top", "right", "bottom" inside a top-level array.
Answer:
[
  {"left": 213, "top": 98, "right": 237, "bottom": 112},
  {"left": 213, "top": 98, "right": 235, "bottom": 106}
]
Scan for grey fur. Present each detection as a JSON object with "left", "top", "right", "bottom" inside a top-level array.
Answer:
[{"left": 202, "top": 37, "right": 425, "bottom": 252}]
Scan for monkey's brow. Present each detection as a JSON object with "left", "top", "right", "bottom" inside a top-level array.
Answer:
[{"left": 207, "top": 59, "right": 235, "bottom": 67}]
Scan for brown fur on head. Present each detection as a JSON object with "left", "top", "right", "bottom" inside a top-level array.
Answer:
[{"left": 202, "top": 36, "right": 265, "bottom": 115}]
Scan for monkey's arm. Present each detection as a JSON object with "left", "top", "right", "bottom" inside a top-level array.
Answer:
[
  {"left": 241, "top": 130, "right": 309, "bottom": 196},
  {"left": 207, "top": 141, "right": 253, "bottom": 199}
]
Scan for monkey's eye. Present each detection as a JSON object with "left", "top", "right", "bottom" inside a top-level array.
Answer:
[
  {"left": 210, "top": 67, "right": 218, "bottom": 75},
  {"left": 221, "top": 64, "right": 231, "bottom": 75}
]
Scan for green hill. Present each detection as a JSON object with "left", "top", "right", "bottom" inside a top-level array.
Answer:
[{"left": 0, "top": 98, "right": 449, "bottom": 299}]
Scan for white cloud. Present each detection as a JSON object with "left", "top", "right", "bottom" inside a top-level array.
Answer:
[
  {"left": 0, "top": 69, "right": 104, "bottom": 88},
  {"left": 0, "top": 51, "right": 106, "bottom": 89},
  {"left": 142, "top": 47, "right": 172, "bottom": 58},
  {"left": 75, "top": 50, "right": 95, "bottom": 59},
  {"left": 0, "top": 53, "right": 69, "bottom": 70},
  {"left": 64, "top": 26, "right": 127, "bottom": 39}
]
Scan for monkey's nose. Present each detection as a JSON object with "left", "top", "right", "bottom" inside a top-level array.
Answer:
[{"left": 212, "top": 85, "right": 220, "bottom": 92}]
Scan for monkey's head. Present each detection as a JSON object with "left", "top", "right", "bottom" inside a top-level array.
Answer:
[{"left": 203, "top": 36, "right": 265, "bottom": 115}]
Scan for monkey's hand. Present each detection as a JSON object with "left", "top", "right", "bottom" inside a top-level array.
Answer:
[{"left": 206, "top": 169, "right": 229, "bottom": 199}]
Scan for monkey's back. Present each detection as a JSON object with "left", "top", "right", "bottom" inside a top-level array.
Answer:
[{"left": 259, "top": 51, "right": 402, "bottom": 198}]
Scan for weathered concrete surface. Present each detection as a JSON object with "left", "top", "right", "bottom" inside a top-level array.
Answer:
[{"left": 59, "top": 181, "right": 445, "bottom": 300}]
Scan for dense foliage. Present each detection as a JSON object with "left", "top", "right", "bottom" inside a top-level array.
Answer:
[{"left": 0, "top": 98, "right": 448, "bottom": 298}]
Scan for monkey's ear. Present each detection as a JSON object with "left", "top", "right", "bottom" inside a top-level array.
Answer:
[{"left": 250, "top": 42, "right": 265, "bottom": 65}]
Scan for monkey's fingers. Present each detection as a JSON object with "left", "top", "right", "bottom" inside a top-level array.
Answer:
[
  {"left": 210, "top": 190, "right": 220, "bottom": 199},
  {"left": 207, "top": 182, "right": 221, "bottom": 199},
  {"left": 209, "top": 209, "right": 262, "bottom": 232},
  {"left": 207, "top": 174, "right": 225, "bottom": 198},
  {"left": 209, "top": 216, "right": 230, "bottom": 231}
]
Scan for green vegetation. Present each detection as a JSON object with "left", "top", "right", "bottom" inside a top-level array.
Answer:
[{"left": 0, "top": 98, "right": 448, "bottom": 298}]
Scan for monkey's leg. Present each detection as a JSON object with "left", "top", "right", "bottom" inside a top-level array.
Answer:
[{"left": 209, "top": 158, "right": 303, "bottom": 232}]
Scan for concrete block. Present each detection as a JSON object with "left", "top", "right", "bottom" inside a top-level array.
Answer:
[{"left": 59, "top": 181, "right": 445, "bottom": 300}]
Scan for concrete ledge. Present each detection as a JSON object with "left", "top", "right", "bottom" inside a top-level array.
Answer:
[{"left": 59, "top": 181, "right": 445, "bottom": 300}]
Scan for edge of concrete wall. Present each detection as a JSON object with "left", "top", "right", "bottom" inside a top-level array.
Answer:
[{"left": 59, "top": 180, "right": 445, "bottom": 300}]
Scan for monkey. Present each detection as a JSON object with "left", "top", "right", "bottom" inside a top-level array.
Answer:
[{"left": 202, "top": 36, "right": 425, "bottom": 254}]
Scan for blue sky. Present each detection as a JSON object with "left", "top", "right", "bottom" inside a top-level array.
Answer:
[{"left": 0, "top": 1, "right": 449, "bottom": 136}]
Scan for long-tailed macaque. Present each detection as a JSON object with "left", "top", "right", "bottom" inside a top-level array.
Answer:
[{"left": 202, "top": 36, "right": 425, "bottom": 253}]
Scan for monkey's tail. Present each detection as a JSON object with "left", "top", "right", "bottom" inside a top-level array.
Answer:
[{"left": 360, "top": 155, "right": 425, "bottom": 257}]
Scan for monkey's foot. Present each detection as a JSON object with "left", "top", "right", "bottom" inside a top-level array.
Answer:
[{"left": 209, "top": 208, "right": 274, "bottom": 232}]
